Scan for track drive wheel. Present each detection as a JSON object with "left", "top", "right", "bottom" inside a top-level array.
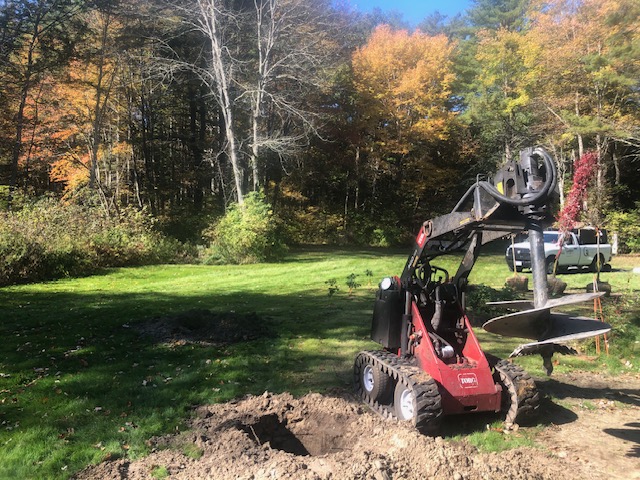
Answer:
[
  {"left": 494, "top": 359, "right": 540, "bottom": 425},
  {"left": 393, "top": 377, "right": 442, "bottom": 435},
  {"left": 357, "top": 358, "right": 394, "bottom": 404}
]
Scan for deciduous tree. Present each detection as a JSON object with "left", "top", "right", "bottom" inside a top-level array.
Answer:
[
  {"left": 529, "top": 0, "right": 640, "bottom": 221},
  {"left": 351, "top": 25, "right": 462, "bottom": 220},
  {"left": 0, "top": 0, "right": 84, "bottom": 208},
  {"left": 464, "top": 26, "right": 541, "bottom": 161}
]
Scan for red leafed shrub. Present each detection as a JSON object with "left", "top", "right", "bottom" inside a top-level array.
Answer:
[{"left": 556, "top": 152, "right": 597, "bottom": 233}]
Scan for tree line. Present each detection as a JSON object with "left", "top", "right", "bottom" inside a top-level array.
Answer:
[{"left": 1, "top": 0, "right": 638, "bottom": 244}]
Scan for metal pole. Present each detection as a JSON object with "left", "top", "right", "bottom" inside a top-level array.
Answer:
[
  {"left": 400, "top": 291, "right": 411, "bottom": 357},
  {"left": 529, "top": 221, "right": 548, "bottom": 308}
]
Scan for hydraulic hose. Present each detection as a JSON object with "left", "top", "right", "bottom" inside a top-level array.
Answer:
[
  {"left": 479, "top": 147, "right": 557, "bottom": 207},
  {"left": 453, "top": 147, "right": 557, "bottom": 212}
]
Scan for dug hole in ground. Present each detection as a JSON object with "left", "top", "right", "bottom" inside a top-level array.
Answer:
[{"left": 75, "top": 371, "right": 640, "bottom": 480}]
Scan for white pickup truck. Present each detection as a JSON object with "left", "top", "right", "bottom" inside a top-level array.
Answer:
[{"left": 505, "top": 229, "right": 612, "bottom": 273}]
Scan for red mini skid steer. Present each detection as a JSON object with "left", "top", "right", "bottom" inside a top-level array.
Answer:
[{"left": 354, "top": 147, "right": 611, "bottom": 433}]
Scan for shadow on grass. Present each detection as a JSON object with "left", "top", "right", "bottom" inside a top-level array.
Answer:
[
  {"left": 0, "top": 285, "right": 371, "bottom": 477},
  {"left": 439, "top": 394, "right": 578, "bottom": 441},
  {"left": 536, "top": 377, "right": 640, "bottom": 408},
  {"left": 603, "top": 423, "right": 640, "bottom": 458}
]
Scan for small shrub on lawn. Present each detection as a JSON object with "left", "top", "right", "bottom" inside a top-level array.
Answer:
[{"left": 203, "top": 192, "right": 288, "bottom": 264}]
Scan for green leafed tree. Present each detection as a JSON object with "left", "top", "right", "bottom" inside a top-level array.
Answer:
[
  {"left": 467, "top": 0, "right": 530, "bottom": 31},
  {"left": 463, "top": 26, "right": 542, "bottom": 162},
  {"left": 529, "top": 0, "right": 640, "bottom": 222}
]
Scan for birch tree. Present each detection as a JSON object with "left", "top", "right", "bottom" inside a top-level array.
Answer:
[
  {"left": 171, "top": 0, "right": 337, "bottom": 203},
  {"left": 190, "top": 0, "right": 245, "bottom": 204},
  {"left": 245, "top": 0, "right": 334, "bottom": 190}
]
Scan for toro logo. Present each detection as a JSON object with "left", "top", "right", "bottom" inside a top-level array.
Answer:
[
  {"left": 416, "top": 228, "right": 427, "bottom": 248},
  {"left": 458, "top": 373, "right": 478, "bottom": 388}
]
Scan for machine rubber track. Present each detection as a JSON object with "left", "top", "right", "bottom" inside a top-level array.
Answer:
[
  {"left": 493, "top": 359, "right": 540, "bottom": 425},
  {"left": 354, "top": 350, "right": 443, "bottom": 435}
]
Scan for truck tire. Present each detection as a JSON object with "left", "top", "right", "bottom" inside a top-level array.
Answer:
[{"left": 507, "top": 263, "right": 523, "bottom": 273}]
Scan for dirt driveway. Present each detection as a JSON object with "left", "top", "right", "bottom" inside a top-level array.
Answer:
[{"left": 534, "top": 371, "right": 640, "bottom": 479}]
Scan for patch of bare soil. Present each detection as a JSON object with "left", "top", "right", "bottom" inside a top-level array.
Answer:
[
  {"left": 535, "top": 371, "right": 640, "bottom": 479},
  {"left": 73, "top": 371, "right": 640, "bottom": 480},
  {"left": 133, "top": 310, "right": 274, "bottom": 347}
]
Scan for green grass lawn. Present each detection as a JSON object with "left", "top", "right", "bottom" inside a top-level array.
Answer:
[{"left": 1, "top": 247, "right": 639, "bottom": 479}]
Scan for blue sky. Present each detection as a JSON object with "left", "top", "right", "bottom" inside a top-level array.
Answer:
[{"left": 349, "top": 0, "right": 473, "bottom": 24}]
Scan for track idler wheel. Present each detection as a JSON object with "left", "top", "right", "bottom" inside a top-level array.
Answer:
[
  {"left": 393, "top": 376, "right": 442, "bottom": 435},
  {"left": 493, "top": 359, "right": 540, "bottom": 426},
  {"left": 358, "top": 361, "right": 393, "bottom": 404},
  {"left": 354, "top": 351, "right": 443, "bottom": 435}
]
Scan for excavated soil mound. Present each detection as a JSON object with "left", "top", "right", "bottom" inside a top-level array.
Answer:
[
  {"left": 75, "top": 390, "right": 604, "bottom": 480},
  {"left": 133, "top": 309, "right": 273, "bottom": 346}
]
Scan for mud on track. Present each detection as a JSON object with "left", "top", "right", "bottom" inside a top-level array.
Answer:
[{"left": 75, "top": 371, "right": 640, "bottom": 480}]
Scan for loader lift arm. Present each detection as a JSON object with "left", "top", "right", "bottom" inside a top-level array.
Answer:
[{"left": 400, "top": 146, "right": 558, "bottom": 297}]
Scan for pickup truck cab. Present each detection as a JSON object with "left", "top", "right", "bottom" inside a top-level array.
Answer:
[{"left": 506, "top": 229, "right": 612, "bottom": 273}]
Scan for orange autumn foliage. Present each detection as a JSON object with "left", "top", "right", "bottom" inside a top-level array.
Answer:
[{"left": 352, "top": 25, "right": 458, "bottom": 152}]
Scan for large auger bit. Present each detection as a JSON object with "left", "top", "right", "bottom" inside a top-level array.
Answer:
[{"left": 483, "top": 291, "right": 611, "bottom": 375}]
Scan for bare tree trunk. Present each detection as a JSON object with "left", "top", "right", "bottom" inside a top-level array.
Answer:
[
  {"left": 344, "top": 187, "right": 349, "bottom": 230},
  {"left": 9, "top": 85, "right": 29, "bottom": 209},
  {"left": 8, "top": 26, "right": 39, "bottom": 209},
  {"left": 354, "top": 146, "right": 360, "bottom": 210},
  {"left": 247, "top": 0, "right": 332, "bottom": 190},
  {"left": 593, "top": 134, "right": 608, "bottom": 225},
  {"left": 195, "top": 0, "right": 244, "bottom": 204},
  {"left": 89, "top": 11, "right": 112, "bottom": 189},
  {"left": 87, "top": 10, "right": 121, "bottom": 218},
  {"left": 249, "top": 0, "right": 274, "bottom": 191},
  {"left": 575, "top": 93, "right": 584, "bottom": 158},
  {"left": 551, "top": 145, "right": 566, "bottom": 208},
  {"left": 612, "top": 148, "right": 620, "bottom": 204}
]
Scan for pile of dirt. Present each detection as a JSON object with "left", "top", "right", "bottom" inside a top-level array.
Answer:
[
  {"left": 74, "top": 388, "right": 609, "bottom": 480},
  {"left": 133, "top": 309, "right": 273, "bottom": 347}
]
